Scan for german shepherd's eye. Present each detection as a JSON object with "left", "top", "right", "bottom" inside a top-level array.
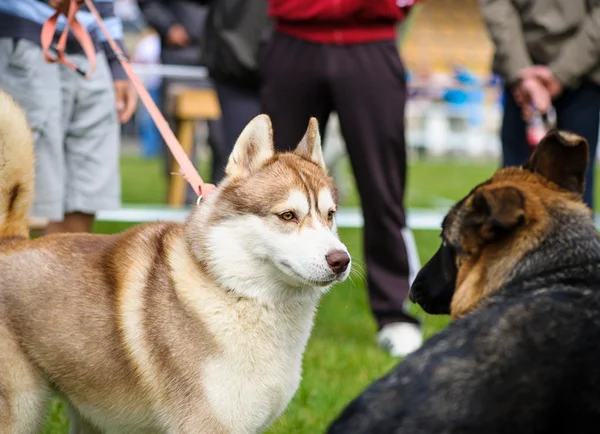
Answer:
[
  {"left": 327, "top": 210, "right": 336, "bottom": 221},
  {"left": 279, "top": 211, "right": 297, "bottom": 222}
]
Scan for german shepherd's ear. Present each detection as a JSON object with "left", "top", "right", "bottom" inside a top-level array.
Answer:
[
  {"left": 226, "top": 114, "right": 275, "bottom": 178},
  {"left": 528, "top": 129, "right": 589, "bottom": 195},
  {"left": 294, "top": 117, "right": 326, "bottom": 169},
  {"left": 468, "top": 186, "right": 526, "bottom": 241}
]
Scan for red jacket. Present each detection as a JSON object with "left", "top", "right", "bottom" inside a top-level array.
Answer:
[{"left": 269, "top": 0, "right": 419, "bottom": 44}]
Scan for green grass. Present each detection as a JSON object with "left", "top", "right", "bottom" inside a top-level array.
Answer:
[{"left": 42, "top": 155, "right": 598, "bottom": 432}]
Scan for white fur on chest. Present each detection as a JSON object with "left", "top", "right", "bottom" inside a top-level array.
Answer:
[
  {"left": 171, "top": 238, "right": 320, "bottom": 433},
  {"left": 201, "top": 301, "right": 315, "bottom": 433}
]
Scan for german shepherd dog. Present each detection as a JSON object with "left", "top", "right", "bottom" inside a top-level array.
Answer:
[{"left": 327, "top": 129, "right": 600, "bottom": 434}]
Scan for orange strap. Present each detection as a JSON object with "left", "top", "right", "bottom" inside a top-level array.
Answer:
[
  {"left": 41, "top": 0, "right": 96, "bottom": 78},
  {"left": 41, "top": 0, "right": 214, "bottom": 199}
]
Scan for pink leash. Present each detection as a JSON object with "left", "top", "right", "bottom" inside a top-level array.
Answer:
[{"left": 41, "top": 0, "right": 215, "bottom": 200}]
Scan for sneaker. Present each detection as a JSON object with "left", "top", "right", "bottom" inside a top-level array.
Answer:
[{"left": 376, "top": 322, "right": 423, "bottom": 357}]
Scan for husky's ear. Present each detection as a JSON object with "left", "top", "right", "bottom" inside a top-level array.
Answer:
[
  {"left": 466, "top": 186, "right": 526, "bottom": 242},
  {"left": 294, "top": 117, "right": 326, "bottom": 169},
  {"left": 527, "top": 129, "right": 589, "bottom": 195},
  {"left": 226, "top": 114, "right": 275, "bottom": 178}
]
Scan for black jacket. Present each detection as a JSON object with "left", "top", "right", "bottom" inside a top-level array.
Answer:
[
  {"left": 138, "top": 0, "right": 208, "bottom": 66},
  {"left": 201, "top": 0, "right": 271, "bottom": 91}
]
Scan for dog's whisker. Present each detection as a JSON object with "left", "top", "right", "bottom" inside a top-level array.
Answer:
[{"left": 350, "top": 268, "right": 366, "bottom": 281}]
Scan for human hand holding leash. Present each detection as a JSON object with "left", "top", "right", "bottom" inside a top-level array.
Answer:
[
  {"left": 513, "top": 76, "right": 552, "bottom": 122},
  {"left": 514, "top": 65, "right": 565, "bottom": 122},
  {"left": 521, "top": 65, "right": 564, "bottom": 99},
  {"left": 114, "top": 80, "right": 137, "bottom": 124}
]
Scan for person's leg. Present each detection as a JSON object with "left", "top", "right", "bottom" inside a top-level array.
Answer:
[
  {"left": 260, "top": 32, "right": 332, "bottom": 151},
  {"left": 553, "top": 82, "right": 600, "bottom": 211},
  {"left": 44, "top": 49, "right": 80, "bottom": 234},
  {"left": 500, "top": 86, "right": 529, "bottom": 168},
  {"left": 0, "top": 38, "right": 64, "bottom": 230},
  {"left": 0, "top": 38, "right": 11, "bottom": 79},
  {"left": 205, "top": 117, "right": 228, "bottom": 184},
  {"left": 328, "top": 40, "right": 421, "bottom": 356},
  {"left": 45, "top": 212, "right": 96, "bottom": 234},
  {"left": 47, "top": 52, "right": 121, "bottom": 234},
  {"left": 212, "top": 80, "right": 262, "bottom": 181}
]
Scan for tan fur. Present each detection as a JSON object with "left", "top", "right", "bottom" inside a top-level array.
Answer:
[
  {"left": 0, "top": 92, "right": 350, "bottom": 433},
  {"left": 294, "top": 118, "right": 326, "bottom": 170},
  {"left": 225, "top": 114, "right": 275, "bottom": 179},
  {"left": 448, "top": 164, "right": 591, "bottom": 319},
  {"left": 0, "top": 91, "right": 35, "bottom": 239}
]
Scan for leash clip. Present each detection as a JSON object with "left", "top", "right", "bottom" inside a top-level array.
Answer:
[{"left": 48, "top": 44, "right": 87, "bottom": 76}]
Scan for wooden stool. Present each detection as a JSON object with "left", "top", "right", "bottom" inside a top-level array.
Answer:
[{"left": 167, "top": 87, "right": 222, "bottom": 206}]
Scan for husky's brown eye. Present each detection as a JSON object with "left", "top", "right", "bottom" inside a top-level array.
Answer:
[
  {"left": 327, "top": 210, "right": 336, "bottom": 221},
  {"left": 279, "top": 211, "right": 296, "bottom": 222}
]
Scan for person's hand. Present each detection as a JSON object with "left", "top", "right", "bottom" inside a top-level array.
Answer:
[
  {"left": 49, "top": 0, "right": 83, "bottom": 14},
  {"left": 114, "top": 80, "right": 137, "bottom": 124},
  {"left": 167, "top": 24, "right": 190, "bottom": 47},
  {"left": 512, "top": 76, "right": 552, "bottom": 121},
  {"left": 520, "top": 66, "right": 563, "bottom": 99}
]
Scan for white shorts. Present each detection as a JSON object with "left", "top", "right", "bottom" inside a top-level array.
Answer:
[{"left": 0, "top": 38, "right": 121, "bottom": 220}]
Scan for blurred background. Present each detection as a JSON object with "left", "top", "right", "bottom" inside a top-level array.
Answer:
[{"left": 107, "top": 0, "right": 509, "bottom": 227}]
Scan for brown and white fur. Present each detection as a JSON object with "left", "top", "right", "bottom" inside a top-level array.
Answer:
[{"left": 0, "top": 90, "right": 351, "bottom": 433}]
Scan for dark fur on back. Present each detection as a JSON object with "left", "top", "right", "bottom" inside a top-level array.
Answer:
[{"left": 328, "top": 214, "right": 600, "bottom": 433}]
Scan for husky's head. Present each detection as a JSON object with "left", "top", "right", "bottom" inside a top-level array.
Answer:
[{"left": 187, "top": 115, "right": 351, "bottom": 303}]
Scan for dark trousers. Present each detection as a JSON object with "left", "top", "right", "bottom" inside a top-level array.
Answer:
[
  {"left": 502, "top": 82, "right": 600, "bottom": 210},
  {"left": 213, "top": 79, "right": 262, "bottom": 159},
  {"left": 260, "top": 32, "right": 419, "bottom": 328}
]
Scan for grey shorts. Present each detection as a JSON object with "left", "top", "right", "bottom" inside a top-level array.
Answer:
[{"left": 0, "top": 38, "right": 121, "bottom": 220}]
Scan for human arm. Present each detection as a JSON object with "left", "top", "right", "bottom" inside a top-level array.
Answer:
[
  {"left": 479, "top": 0, "right": 533, "bottom": 86},
  {"left": 95, "top": 1, "right": 137, "bottom": 123},
  {"left": 546, "top": 3, "right": 600, "bottom": 88},
  {"left": 137, "top": 0, "right": 190, "bottom": 46}
]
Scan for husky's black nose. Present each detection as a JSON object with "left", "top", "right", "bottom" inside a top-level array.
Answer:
[{"left": 326, "top": 250, "right": 350, "bottom": 274}]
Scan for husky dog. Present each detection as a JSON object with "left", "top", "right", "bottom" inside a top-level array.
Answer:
[{"left": 0, "top": 90, "right": 351, "bottom": 433}]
